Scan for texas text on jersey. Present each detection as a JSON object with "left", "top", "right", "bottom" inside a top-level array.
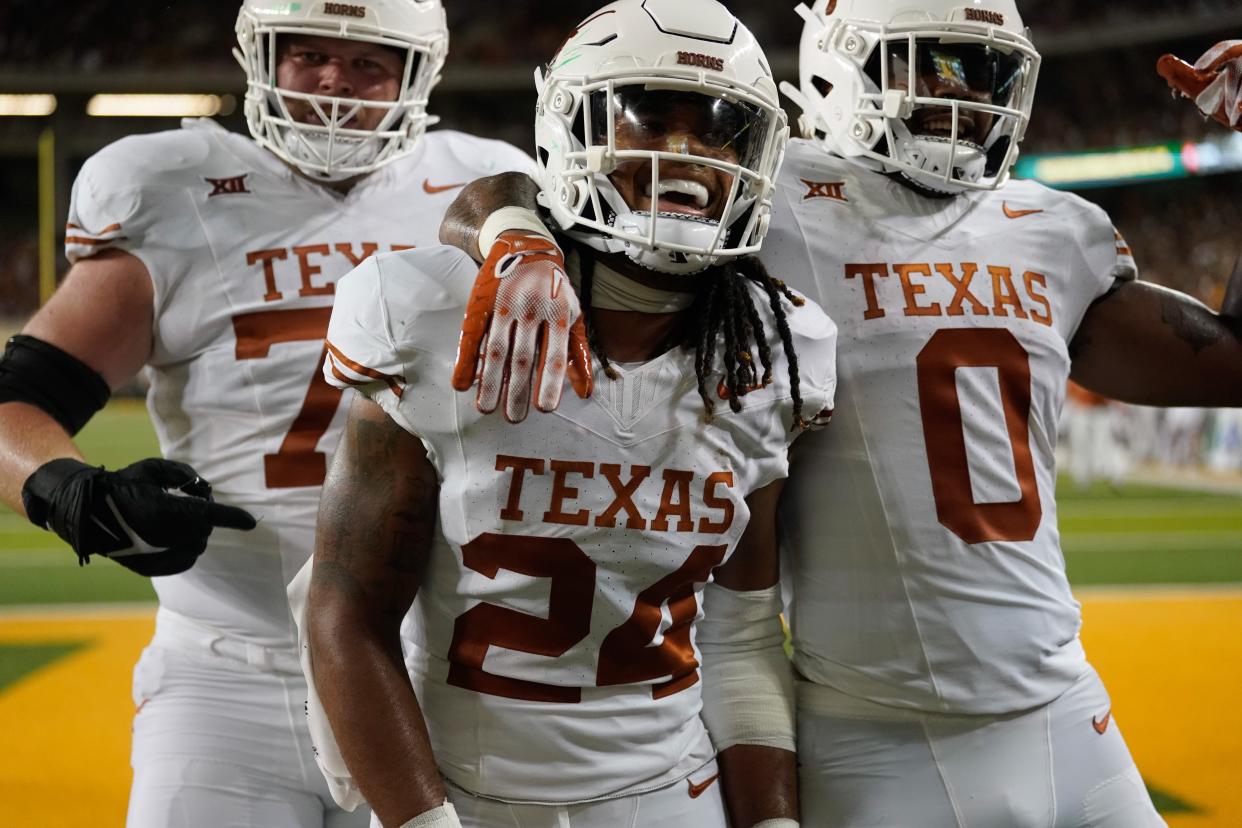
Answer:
[
  {"left": 66, "top": 118, "right": 534, "bottom": 650},
  {"left": 766, "top": 139, "right": 1136, "bottom": 714},
  {"left": 323, "top": 244, "right": 838, "bottom": 802}
]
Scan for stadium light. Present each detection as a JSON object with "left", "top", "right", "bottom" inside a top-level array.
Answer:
[
  {"left": 1016, "top": 132, "right": 1242, "bottom": 189},
  {"left": 86, "top": 94, "right": 226, "bottom": 117},
  {"left": 0, "top": 94, "right": 58, "bottom": 117}
]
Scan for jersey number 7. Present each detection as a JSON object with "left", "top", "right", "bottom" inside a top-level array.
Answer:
[{"left": 233, "top": 307, "right": 339, "bottom": 489}]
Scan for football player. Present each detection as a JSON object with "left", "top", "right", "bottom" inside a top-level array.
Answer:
[
  {"left": 441, "top": 3, "right": 1242, "bottom": 827},
  {"left": 302, "top": 1, "right": 836, "bottom": 826},
  {"left": 0, "top": 1, "right": 535, "bottom": 825}
]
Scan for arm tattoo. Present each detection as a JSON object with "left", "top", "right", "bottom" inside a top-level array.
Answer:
[
  {"left": 315, "top": 409, "right": 438, "bottom": 626},
  {"left": 439, "top": 171, "right": 542, "bottom": 260},
  {"left": 1159, "top": 291, "right": 1227, "bottom": 356}
]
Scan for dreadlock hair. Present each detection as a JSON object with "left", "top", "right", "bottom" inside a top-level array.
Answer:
[{"left": 572, "top": 243, "right": 810, "bottom": 429}]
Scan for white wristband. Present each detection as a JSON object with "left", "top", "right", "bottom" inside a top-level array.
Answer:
[
  {"left": 698, "top": 584, "right": 796, "bottom": 753},
  {"left": 750, "top": 820, "right": 799, "bottom": 828},
  {"left": 396, "top": 801, "right": 462, "bottom": 828},
  {"left": 477, "top": 206, "right": 553, "bottom": 258}
]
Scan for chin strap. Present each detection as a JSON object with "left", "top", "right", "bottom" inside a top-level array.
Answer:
[
  {"left": 567, "top": 249, "right": 696, "bottom": 313},
  {"left": 893, "top": 171, "right": 959, "bottom": 199}
]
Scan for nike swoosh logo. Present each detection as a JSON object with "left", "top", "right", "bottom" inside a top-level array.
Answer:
[
  {"left": 1092, "top": 710, "right": 1112, "bottom": 735},
  {"left": 105, "top": 495, "right": 170, "bottom": 557},
  {"left": 90, "top": 514, "right": 124, "bottom": 543},
  {"left": 423, "top": 179, "right": 466, "bottom": 194},
  {"left": 1003, "top": 203, "right": 1044, "bottom": 219},
  {"left": 687, "top": 772, "right": 720, "bottom": 799}
]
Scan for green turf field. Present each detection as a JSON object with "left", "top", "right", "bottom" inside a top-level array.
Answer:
[
  {"left": 0, "top": 399, "right": 158, "bottom": 605},
  {"left": 1, "top": 398, "right": 1238, "bottom": 605},
  {"left": 1, "top": 399, "right": 1239, "bottom": 826}
]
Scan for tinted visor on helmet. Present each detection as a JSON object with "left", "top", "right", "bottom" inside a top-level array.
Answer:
[
  {"left": 586, "top": 86, "right": 773, "bottom": 220},
  {"left": 867, "top": 40, "right": 1024, "bottom": 144},
  {"left": 872, "top": 40, "right": 1024, "bottom": 106}
]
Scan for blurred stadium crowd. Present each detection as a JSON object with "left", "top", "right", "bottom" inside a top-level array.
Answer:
[
  {"left": 1062, "top": 387, "right": 1242, "bottom": 487},
  {"left": 0, "top": 0, "right": 1238, "bottom": 475},
  {"left": 1, "top": 0, "right": 1237, "bottom": 69}
]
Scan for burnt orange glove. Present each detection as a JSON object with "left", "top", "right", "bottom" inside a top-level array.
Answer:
[
  {"left": 1158, "top": 40, "right": 1242, "bottom": 131},
  {"left": 452, "top": 231, "right": 592, "bottom": 423}
]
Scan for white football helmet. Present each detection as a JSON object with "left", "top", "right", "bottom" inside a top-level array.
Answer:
[
  {"left": 783, "top": 0, "right": 1041, "bottom": 193},
  {"left": 535, "top": 0, "right": 789, "bottom": 275},
  {"left": 234, "top": 0, "right": 447, "bottom": 181}
]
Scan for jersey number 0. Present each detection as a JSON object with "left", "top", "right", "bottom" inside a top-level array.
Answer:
[{"left": 917, "top": 328, "right": 1042, "bottom": 544}]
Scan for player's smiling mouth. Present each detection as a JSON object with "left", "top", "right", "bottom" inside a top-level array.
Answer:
[
  {"left": 912, "top": 109, "right": 984, "bottom": 145},
  {"left": 645, "top": 178, "right": 710, "bottom": 211},
  {"left": 628, "top": 165, "right": 722, "bottom": 218}
]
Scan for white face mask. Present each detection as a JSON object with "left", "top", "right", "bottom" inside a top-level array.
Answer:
[
  {"left": 557, "top": 83, "right": 784, "bottom": 275},
  {"left": 235, "top": 12, "right": 447, "bottom": 181},
  {"left": 534, "top": 2, "right": 787, "bottom": 280},
  {"left": 264, "top": 91, "right": 399, "bottom": 182}
]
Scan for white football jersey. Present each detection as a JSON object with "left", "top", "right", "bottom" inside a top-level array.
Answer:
[
  {"left": 324, "top": 245, "right": 837, "bottom": 803},
  {"left": 66, "top": 119, "right": 534, "bottom": 649},
  {"left": 766, "top": 140, "right": 1137, "bottom": 715}
]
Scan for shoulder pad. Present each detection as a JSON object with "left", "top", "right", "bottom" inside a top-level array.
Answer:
[{"left": 79, "top": 127, "right": 216, "bottom": 194}]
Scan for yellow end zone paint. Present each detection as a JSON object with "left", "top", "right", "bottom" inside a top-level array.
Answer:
[
  {"left": 0, "top": 593, "right": 1239, "bottom": 826},
  {"left": 1079, "top": 589, "right": 1242, "bottom": 827},
  {"left": 0, "top": 610, "right": 154, "bottom": 827}
]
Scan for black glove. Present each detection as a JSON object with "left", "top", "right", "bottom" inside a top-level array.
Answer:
[{"left": 21, "top": 457, "right": 257, "bottom": 577}]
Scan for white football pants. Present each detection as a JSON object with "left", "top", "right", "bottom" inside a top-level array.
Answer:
[
  {"left": 369, "top": 761, "right": 726, "bottom": 828},
  {"left": 797, "top": 665, "right": 1165, "bottom": 827},
  {"left": 126, "top": 611, "right": 370, "bottom": 828}
]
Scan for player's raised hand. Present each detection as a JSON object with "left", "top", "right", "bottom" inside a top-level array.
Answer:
[
  {"left": 1158, "top": 41, "right": 1242, "bottom": 131},
  {"left": 452, "top": 230, "right": 593, "bottom": 423},
  {"left": 21, "top": 457, "right": 256, "bottom": 576}
]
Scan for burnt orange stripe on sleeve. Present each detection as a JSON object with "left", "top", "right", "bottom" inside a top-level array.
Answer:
[
  {"left": 65, "top": 236, "right": 129, "bottom": 246},
  {"left": 325, "top": 341, "right": 406, "bottom": 399},
  {"left": 65, "top": 222, "right": 123, "bottom": 234},
  {"left": 329, "top": 361, "right": 372, "bottom": 388}
]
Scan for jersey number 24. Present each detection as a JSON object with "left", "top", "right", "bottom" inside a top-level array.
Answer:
[{"left": 447, "top": 534, "right": 728, "bottom": 704}]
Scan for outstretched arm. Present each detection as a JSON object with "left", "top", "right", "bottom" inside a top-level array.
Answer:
[
  {"left": 439, "top": 171, "right": 542, "bottom": 262},
  {"left": 1079, "top": 45, "right": 1242, "bottom": 405},
  {"left": 701, "top": 480, "right": 799, "bottom": 828},
  {"left": 0, "top": 250, "right": 253, "bottom": 575},
  {"left": 308, "top": 394, "right": 450, "bottom": 826},
  {"left": 440, "top": 172, "right": 592, "bottom": 421},
  {"left": 0, "top": 249, "right": 152, "bottom": 511},
  {"left": 1069, "top": 259, "right": 1242, "bottom": 406}
]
